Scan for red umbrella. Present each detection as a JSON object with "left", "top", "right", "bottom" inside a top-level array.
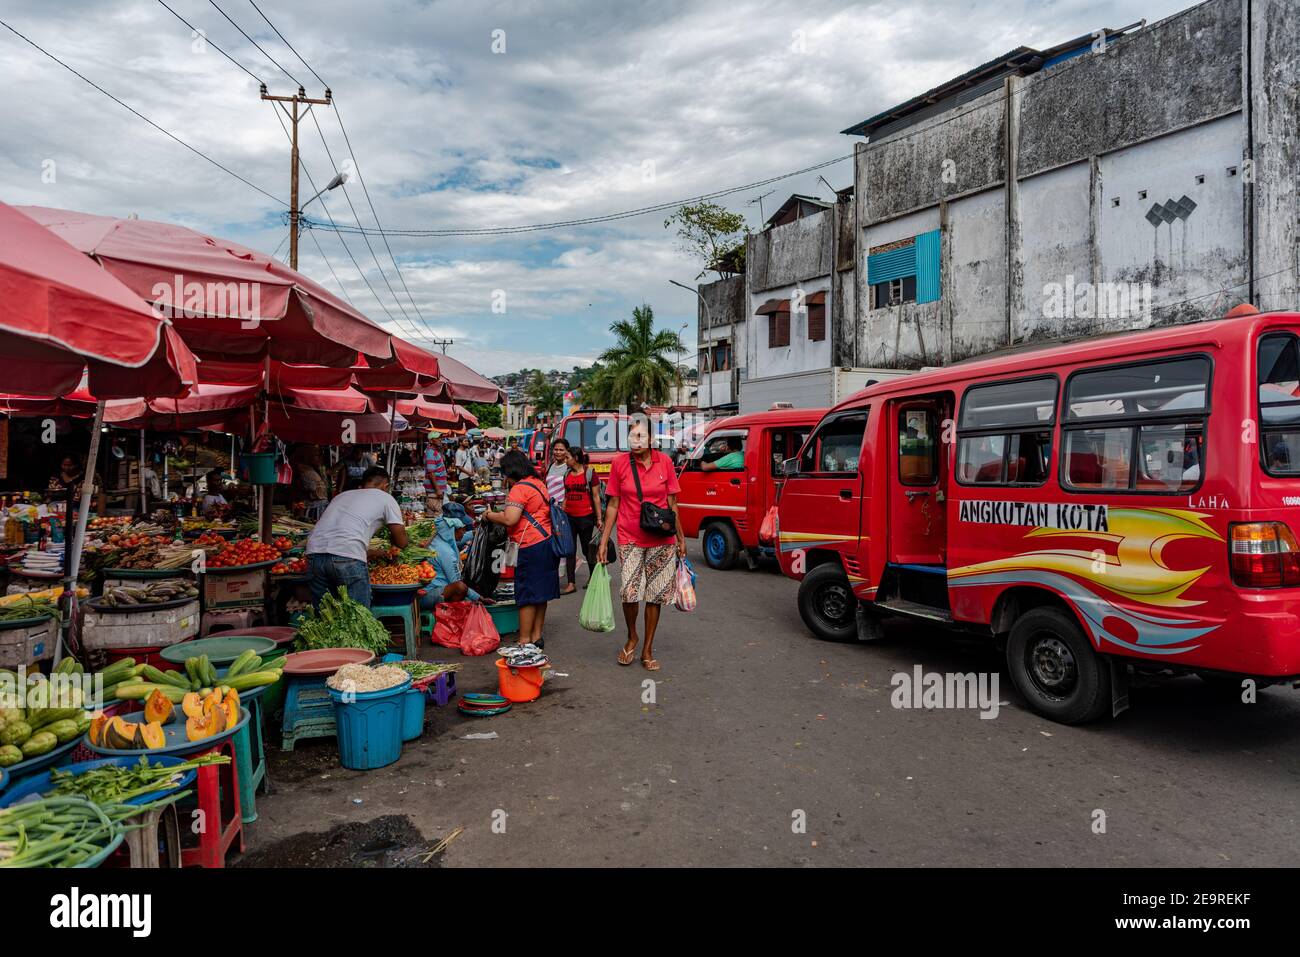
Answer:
[
  {"left": 395, "top": 397, "right": 468, "bottom": 429},
  {"left": 22, "top": 205, "right": 392, "bottom": 368},
  {"left": 433, "top": 351, "right": 504, "bottom": 403},
  {"left": 0, "top": 203, "right": 196, "bottom": 398}
]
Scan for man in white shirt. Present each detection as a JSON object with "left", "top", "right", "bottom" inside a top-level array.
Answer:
[
  {"left": 453, "top": 437, "right": 476, "bottom": 496},
  {"left": 306, "top": 467, "right": 408, "bottom": 607}
]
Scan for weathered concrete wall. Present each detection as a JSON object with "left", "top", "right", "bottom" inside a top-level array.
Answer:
[
  {"left": 1253, "top": 0, "right": 1300, "bottom": 311},
  {"left": 745, "top": 279, "right": 833, "bottom": 379},
  {"left": 696, "top": 275, "right": 745, "bottom": 338},
  {"left": 863, "top": 88, "right": 1005, "bottom": 224},
  {"left": 1017, "top": 0, "right": 1243, "bottom": 177},
  {"left": 947, "top": 189, "right": 1009, "bottom": 361},
  {"left": 748, "top": 210, "right": 835, "bottom": 292},
  {"left": 1015, "top": 162, "right": 1094, "bottom": 340}
]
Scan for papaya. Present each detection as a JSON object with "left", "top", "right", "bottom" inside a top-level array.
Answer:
[
  {"left": 181, "top": 692, "right": 204, "bottom": 720},
  {"left": 144, "top": 689, "right": 176, "bottom": 725},
  {"left": 137, "top": 721, "right": 167, "bottom": 750},
  {"left": 221, "top": 689, "right": 240, "bottom": 730}
]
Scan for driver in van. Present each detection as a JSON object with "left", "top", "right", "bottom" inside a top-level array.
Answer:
[{"left": 699, "top": 437, "right": 744, "bottom": 472}]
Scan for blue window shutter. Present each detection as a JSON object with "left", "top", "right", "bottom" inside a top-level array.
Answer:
[
  {"left": 866, "top": 244, "right": 916, "bottom": 284},
  {"left": 915, "top": 229, "right": 941, "bottom": 303}
]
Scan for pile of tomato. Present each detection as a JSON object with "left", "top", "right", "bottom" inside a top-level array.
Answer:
[
  {"left": 90, "top": 516, "right": 130, "bottom": 530},
  {"left": 271, "top": 556, "right": 307, "bottom": 575},
  {"left": 193, "top": 531, "right": 227, "bottom": 547},
  {"left": 208, "top": 538, "right": 281, "bottom": 569},
  {"left": 272, "top": 536, "right": 295, "bottom": 552},
  {"left": 105, "top": 533, "right": 153, "bottom": 548}
]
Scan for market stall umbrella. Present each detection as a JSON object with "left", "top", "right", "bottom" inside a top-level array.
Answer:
[
  {"left": 395, "top": 396, "right": 471, "bottom": 430},
  {"left": 0, "top": 203, "right": 197, "bottom": 398},
  {"left": 263, "top": 407, "right": 409, "bottom": 445},
  {"left": 433, "top": 352, "right": 504, "bottom": 403},
  {"left": 483, "top": 426, "right": 508, "bottom": 440},
  {"left": 22, "top": 205, "right": 392, "bottom": 368}
]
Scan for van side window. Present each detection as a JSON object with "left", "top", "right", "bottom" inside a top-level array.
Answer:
[
  {"left": 956, "top": 376, "right": 1056, "bottom": 486},
  {"left": 690, "top": 432, "right": 746, "bottom": 471},
  {"left": 1258, "top": 333, "right": 1300, "bottom": 476},
  {"left": 799, "top": 412, "right": 867, "bottom": 475},
  {"left": 898, "top": 408, "right": 938, "bottom": 485},
  {"left": 772, "top": 427, "right": 813, "bottom": 476},
  {"left": 1062, "top": 356, "right": 1210, "bottom": 493}
]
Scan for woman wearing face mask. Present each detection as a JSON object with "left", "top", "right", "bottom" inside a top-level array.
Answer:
[{"left": 595, "top": 420, "right": 685, "bottom": 671}]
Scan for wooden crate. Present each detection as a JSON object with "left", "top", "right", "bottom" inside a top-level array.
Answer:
[
  {"left": 82, "top": 599, "right": 200, "bottom": 651},
  {"left": 203, "top": 569, "right": 268, "bottom": 609},
  {"left": 0, "top": 618, "right": 56, "bottom": 669}
]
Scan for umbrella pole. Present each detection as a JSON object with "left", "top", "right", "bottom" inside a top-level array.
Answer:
[
  {"left": 55, "top": 400, "right": 104, "bottom": 667},
  {"left": 139, "top": 428, "right": 148, "bottom": 515},
  {"left": 259, "top": 356, "right": 273, "bottom": 545}
]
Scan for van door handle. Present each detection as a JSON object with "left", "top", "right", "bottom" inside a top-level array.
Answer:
[
  {"left": 729, "top": 478, "right": 741, "bottom": 487},
  {"left": 905, "top": 490, "right": 929, "bottom": 502},
  {"left": 839, "top": 489, "right": 853, "bottom": 501}
]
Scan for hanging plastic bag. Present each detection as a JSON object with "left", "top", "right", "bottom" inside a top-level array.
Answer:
[
  {"left": 673, "top": 557, "right": 697, "bottom": 612},
  {"left": 579, "top": 562, "right": 616, "bottom": 632},
  {"left": 759, "top": 505, "right": 778, "bottom": 544}
]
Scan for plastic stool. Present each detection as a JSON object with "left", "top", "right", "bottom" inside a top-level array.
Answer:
[
  {"left": 371, "top": 601, "right": 418, "bottom": 658},
  {"left": 201, "top": 607, "right": 267, "bottom": 637},
  {"left": 420, "top": 611, "right": 435, "bottom": 638},
  {"left": 121, "top": 803, "right": 181, "bottom": 868},
  {"left": 423, "top": 671, "right": 457, "bottom": 706},
  {"left": 179, "top": 738, "right": 243, "bottom": 868},
  {"left": 231, "top": 694, "right": 268, "bottom": 823},
  {"left": 280, "top": 674, "right": 336, "bottom": 750}
]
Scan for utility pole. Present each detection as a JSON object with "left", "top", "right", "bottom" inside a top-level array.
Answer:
[
  {"left": 261, "top": 84, "right": 333, "bottom": 270},
  {"left": 428, "top": 338, "right": 453, "bottom": 354}
]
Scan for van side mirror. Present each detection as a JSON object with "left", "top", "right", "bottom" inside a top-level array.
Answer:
[{"left": 782, "top": 457, "right": 799, "bottom": 477}]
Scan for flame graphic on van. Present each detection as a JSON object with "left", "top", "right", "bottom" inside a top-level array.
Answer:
[{"left": 949, "top": 508, "right": 1223, "bottom": 656}]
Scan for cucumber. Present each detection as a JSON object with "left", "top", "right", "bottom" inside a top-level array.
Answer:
[
  {"left": 111, "top": 682, "right": 187, "bottom": 704},
  {"left": 98, "top": 659, "right": 136, "bottom": 685},
  {"left": 226, "top": 650, "right": 259, "bottom": 679},
  {"left": 27, "top": 707, "right": 81, "bottom": 730},
  {"left": 223, "top": 671, "right": 280, "bottom": 692}
]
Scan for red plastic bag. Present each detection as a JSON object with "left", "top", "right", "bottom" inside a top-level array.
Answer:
[
  {"left": 759, "top": 505, "right": 778, "bottom": 544},
  {"left": 432, "top": 600, "right": 501, "bottom": 656}
]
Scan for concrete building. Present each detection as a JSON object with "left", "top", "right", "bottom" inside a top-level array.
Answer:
[
  {"left": 841, "top": 0, "right": 1299, "bottom": 368},
  {"left": 694, "top": 274, "right": 746, "bottom": 411}
]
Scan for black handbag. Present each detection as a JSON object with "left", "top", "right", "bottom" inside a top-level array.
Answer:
[{"left": 629, "top": 452, "right": 677, "bottom": 538}]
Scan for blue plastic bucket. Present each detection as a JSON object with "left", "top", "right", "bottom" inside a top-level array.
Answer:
[
  {"left": 241, "top": 452, "right": 277, "bottom": 485},
  {"left": 401, "top": 689, "right": 425, "bottom": 742},
  {"left": 327, "top": 677, "right": 412, "bottom": 770}
]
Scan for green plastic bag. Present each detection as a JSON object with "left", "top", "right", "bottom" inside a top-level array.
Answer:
[{"left": 579, "top": 563, "right": 616, "bottom": 633}]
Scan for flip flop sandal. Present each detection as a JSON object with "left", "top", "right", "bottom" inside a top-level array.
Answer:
[
  {"left": 641, "top": 658, "right": 661, "bottom": 671},
  {"left": 617, "top": 646, "right": 637, "bottom": 666}
]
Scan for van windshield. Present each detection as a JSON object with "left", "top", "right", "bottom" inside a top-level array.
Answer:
[{"left": 565, "top": 416, "right": 627, "bottom": 453}]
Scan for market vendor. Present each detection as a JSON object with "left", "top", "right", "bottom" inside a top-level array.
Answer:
[
  {"left": 290, "top": 445, "right": 330, "bottom": 520},
  {"left": 47, "top": 452, "right": 106, "bottom": 517},
  {"left": 417, "top": 507, "right": 486, "bottom": 611},
  {"left": 305, "top": 466, "right": 408, "bottom": 608},
  {"left": 200, "top": 469, "right": 228, "bottom": 517}
]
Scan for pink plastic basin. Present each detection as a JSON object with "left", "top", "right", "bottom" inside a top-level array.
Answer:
[{"left": 282, "top": 648, "right": 376, "bottom": 676}]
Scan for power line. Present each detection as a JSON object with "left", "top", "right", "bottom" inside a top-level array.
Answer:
[
  {"left": 246, "top": 0, "right": 327, "bottom": 88},
  {"left": 0, "top": 17, "right": 286, "bottom": 207},
  {"left": 206, "top": 0, "right": 302, "bottom": 88},
  {"left": 155, "top": 0, "right": 264, "bottom": 84},
  {"left": 305, "top": 228, "right": 356, "bottom": 307}
]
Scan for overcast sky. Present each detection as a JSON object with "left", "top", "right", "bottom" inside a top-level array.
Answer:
[{"left": 0, "top": 0, "right": 1192, "bottom": 377}]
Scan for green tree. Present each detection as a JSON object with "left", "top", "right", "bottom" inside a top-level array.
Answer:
[
  {"left": 527, "top": 370, "right": 563, "bottom": 422},
  {"left": 465, "top": 401, "right": 503, "bottom": 429},
  {"left": 665, "top": 201, "right": 748, "bottom": 279},
  {"left": 594, "top": 305, "right": 684, "bottom": 409}
]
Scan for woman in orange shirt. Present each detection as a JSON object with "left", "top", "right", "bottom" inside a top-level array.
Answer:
[{"left": 481, "top": 448, "right": 559, "bottom": 647}]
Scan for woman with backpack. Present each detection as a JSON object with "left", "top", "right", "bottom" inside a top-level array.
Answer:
[
  {"left": 481, "top": 448, "right": 559, "bottom": 647},
  {"left": 560, "top": 444, "right": 602, "bottom": 594},
  {"left": 595, "top": 419, "right": 685, "bottom": 671}
]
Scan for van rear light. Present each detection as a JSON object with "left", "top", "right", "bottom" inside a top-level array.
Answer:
[{"left": 1229, "top": 522, "right": 1300, "bottom": 587}]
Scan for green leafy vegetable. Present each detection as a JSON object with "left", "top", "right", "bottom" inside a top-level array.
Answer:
[{"left": 294, "top": 586, "right": 392, "bottom": 655}]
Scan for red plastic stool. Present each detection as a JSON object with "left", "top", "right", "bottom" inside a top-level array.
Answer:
[{"left": 179, "top": 738, "right": 244, "bottom": 868}]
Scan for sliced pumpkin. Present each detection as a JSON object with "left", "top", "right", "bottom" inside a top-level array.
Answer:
[
  {"left": 181, "top": 692, "right": 204, "bottom": 720},
  {"left": 137, "top": 721, "right": 167, "bottom": 750},
  {"left": 143, "top": 689, "right": 175, "bottom": 725},
  {"left": 185, "top": 713, "right": 214, "bottom": 742},
  {"left": 88, "top": 713, "right": 109, "bottom": 747},
  {"left": 103, "top": 716, "right": 138, "bottom": 750},
  {"left": 221, "top": 689, "right": 240, "bottom": 729}
]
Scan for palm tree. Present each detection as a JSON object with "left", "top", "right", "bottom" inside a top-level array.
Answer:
[
  {"left": 595, "top": 305, "right": 684, "bottom": 408},
  {"left": 526, "top": 370, "right": 563, "bottom": 424}
]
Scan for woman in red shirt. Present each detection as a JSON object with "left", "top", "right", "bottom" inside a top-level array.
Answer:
[
  {"left": 595, "top": 420, "right": 685, "bottom": 671},
  {"left": 481, "top": 449, "right": 559, "bottom": 646},
  {"left": 560, "top": 445, "right": 602, "bottom": 593}
]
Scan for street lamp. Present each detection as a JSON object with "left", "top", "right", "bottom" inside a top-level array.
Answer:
[
  {"left": 302, "top": 169, "right": 350, "bottom": 213},
  {"left": 669, "top": 279, "right": 712, "bottom": 410}
]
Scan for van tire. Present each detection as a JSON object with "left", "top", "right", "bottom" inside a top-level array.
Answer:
[
  {"left": 798, "top": 563, "right": 858, "bottom": 642},
  {"left": 1006, "top": 607, "right": 1111, "bottom": 724},
  {"left": 701, "top": 523, "right": 740, "bottom": 571}
]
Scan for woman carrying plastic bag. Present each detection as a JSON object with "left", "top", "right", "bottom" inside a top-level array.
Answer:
[{"left": 579, "top": 562, "right": 616, "bottom": 632}]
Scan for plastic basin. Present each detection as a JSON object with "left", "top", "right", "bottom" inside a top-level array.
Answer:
[
  {"left": 159, "top": 634, "right": 277, "bottom": 667},
  {"left": 0, "top": 755, "right": 197, "bottom": 809},
  {"left": 282, "top": 648, "right": 375, "bottom": 676},
  {"left": 327, "top": 676, "right": 412, "bottom": 770}
]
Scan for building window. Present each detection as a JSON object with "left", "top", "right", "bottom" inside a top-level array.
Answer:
[
  {"left": 712, "top": 342, "right": 732, "bottom": 372},
  {"left": 768, "top": 311, "right": 790, "bottom": 348},
  {"left": 807, "top": 303, "right": 826, "bottom": 341},
  {"left": 867, "top": 230, "right": 940, "bottom": 308}
]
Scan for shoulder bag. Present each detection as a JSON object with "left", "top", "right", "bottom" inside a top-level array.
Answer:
[{"left": 629, "top": 452, "right": 677, "bottom": 538}]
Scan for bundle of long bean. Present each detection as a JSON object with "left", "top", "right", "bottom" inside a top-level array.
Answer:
[
  {"left": 48, "top": 754, "right": 228, "bottom": 805},
  {"left": 0, "top": 791, "right": 192, "bottom": 867}
]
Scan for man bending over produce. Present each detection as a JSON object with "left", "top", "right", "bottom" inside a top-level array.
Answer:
[{"left": 306, "top": 466, "right": 408, "bottom": 608}]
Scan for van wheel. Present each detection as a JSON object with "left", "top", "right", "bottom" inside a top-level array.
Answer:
[
  {"left": 701, "top": 523, "right": 740, "bottom": 571},
  {"left": 1006, "top": 607, "right": 1111, "bottom": 724},
  {"left": 798, "top": 563, "right": 858, "bottom": 642}
]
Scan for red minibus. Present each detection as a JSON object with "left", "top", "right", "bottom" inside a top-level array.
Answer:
[
  {"left": 553, "top": 410, "right": 629, "bottom": 488},
  {"left": 777, "top": 308, "right": 1300, "bottom": 723},
  {"left": 678, "top": 407, "right": 823, "bottom": 569}
]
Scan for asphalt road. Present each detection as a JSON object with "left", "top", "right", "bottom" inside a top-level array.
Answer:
[{"left": 246, "top": 546, "right": 1300, "bottom": 867}]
